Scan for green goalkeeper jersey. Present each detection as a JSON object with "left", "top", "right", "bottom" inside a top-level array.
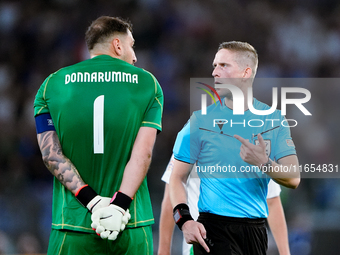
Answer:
[{"left": 34, "top": 55, "right": 163, "bottom": 233}]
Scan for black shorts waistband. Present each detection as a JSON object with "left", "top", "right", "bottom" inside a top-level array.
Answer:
[{"left": 198, "top": 212, "right": 266, "bottom": 225}]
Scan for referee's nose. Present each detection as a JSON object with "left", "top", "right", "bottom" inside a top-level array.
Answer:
[{"left": 212, "top": 66, "right": 220, "bottom": 78}]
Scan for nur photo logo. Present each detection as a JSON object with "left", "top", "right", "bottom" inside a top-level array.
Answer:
[
  {"left": 196, "top": 82, "right": 222, "bottom": 115},
  {"left": 199, "top": 83, "right": 312, "bottom": 116},
  {"left": 194, "top": 79, "right": 312, "bottom": 128}
]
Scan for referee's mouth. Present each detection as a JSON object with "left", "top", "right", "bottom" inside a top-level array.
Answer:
[{"left": 214, "top": 80, "right": 223, "bottom": 92}]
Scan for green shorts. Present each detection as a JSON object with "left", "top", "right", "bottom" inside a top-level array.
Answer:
[{"left": 47, "top": 226, "right": 153, "bottom": 255}]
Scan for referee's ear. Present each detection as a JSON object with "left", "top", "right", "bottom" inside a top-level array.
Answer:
[{"left": 242, "top": 67, "right": 252, "bottom": 78}]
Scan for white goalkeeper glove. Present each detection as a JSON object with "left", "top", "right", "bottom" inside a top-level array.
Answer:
[
  {"left": 91, "top": 191, "right": 132, "bottom": 241},
  {"left": 91, "top": 206, "right": 131, "bottom": 240},
  {"left": 86, "top": 195, "right": 111, "bottom": 213}
]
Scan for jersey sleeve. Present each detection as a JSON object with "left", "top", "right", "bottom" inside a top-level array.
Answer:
[
  {"left": 266, "top": 179, "right": 281, "bottom": 199},
  {"left": 33, "top": 74, "right": 52, "bottom": 117},
  {"left": 141, "top": 74, "right": 163, "bottom": 132},
  {"left": 173, "top": 114, "right": 200, "bottom": 164},
  {"left": 161, "top": 154, "right": 175, "bottom": 184},
  {"left": 273, "top": 116, "right": 297, "bottom": 161}
]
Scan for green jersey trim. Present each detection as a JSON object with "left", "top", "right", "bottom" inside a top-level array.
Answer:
[
  {"left": 35, "top": 73, "right": 53, "bottom": 115},
  {"left": 127, "top": 195, "right": 154, "bottom": 228},
  {"left": 52, "top": 220, "right": 154, "bottom": 230},
  {"left": 155, "top": 97, "right": 163, "bottom": 112},
  {"left": 59, "top": 232, "right": 67, "bottom": 255},
  {"left": 143, "top": 70, "right": 157, "bottom": 93},
  {"left": 43, "top": 74, "right": 52, "bottom": 99},
  {"left": 52, "top": 219, "right": 154, "bottom": 231},
  {"left": 144, "top": 69, "right": 163, "bottom": 112},
  {"left": 126, "top": 218, "right": 154, "bottom": 227},
  {"left": 36, "top": 104, "right": 48, "bottom": 116},
  {"left": 142, "top": 121, "right": 162, "bottom": 129},
  {"left": 142, "top": 227, "right": 151, "bottom": 254},
  {"left": 52, "top": 223, "right": 93, "bottom": 232}
]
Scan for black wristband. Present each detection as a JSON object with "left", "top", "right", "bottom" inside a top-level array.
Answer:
[
  {"left": 173, "top": 203, "right": 194, "bottom": 230},
  {"left": 75, "top": 185, "right": 97, "bottom": 208},
  {"left": 111, "top": 191, "right": 133, "bottom": 211}
]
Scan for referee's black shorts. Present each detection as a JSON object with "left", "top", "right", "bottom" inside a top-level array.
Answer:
[{"left": 193, "top": 212, "right": 267, "bottom": 255}]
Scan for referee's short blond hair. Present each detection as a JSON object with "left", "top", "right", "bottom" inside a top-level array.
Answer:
[{"left": 218, "top": 41, "right": 258, "bottom": 78}]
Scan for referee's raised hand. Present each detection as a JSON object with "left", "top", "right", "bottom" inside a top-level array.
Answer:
[
  {"left": 234, "top": 133, "right": 268, "bottom": 167},
  {"left": 182, "top": 220, "right": 210, "bottom": 253}
]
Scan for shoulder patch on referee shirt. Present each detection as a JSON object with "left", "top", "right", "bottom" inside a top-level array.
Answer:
[
  {"left": 166, "top": 155, "right": 175, "bottom": 173},
  {"left": 286, "top": 139, "right": 295, "bottom": 147}
]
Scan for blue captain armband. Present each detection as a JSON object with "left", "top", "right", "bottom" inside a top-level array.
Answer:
[{"left": 35, "top": 113, "right": 56, "bottom": 134}]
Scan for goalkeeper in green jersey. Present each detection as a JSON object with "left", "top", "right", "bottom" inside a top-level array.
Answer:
[{"left": 33, "top": 16, "right": 163, "bottom": 255}]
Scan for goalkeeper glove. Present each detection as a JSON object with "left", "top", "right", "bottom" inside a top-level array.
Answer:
[
  {"left": 75, "top": 185, "right": 111, "bottom": 213},
  {"left": 91, "top": 191, "right": 132, "bottom": 241}
]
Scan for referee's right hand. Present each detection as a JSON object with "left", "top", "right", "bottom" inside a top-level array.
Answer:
[{"left": 182, "top": 220, "right": 210, "bottom": 253}]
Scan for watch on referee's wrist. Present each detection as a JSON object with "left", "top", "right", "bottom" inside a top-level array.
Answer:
[
  {"left": 260, "top": 157, "right": 272, "bottom": 170},
  {"left": 173, "top": 203, "right": 194, "bottom": 230}
]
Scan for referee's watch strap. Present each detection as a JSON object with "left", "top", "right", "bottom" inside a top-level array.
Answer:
[
  {"left": 260, "top": 157, "right": 272, "bottom": 170},
  {"left": 173, "top": 203, "right": 194, "bottom": 230}
]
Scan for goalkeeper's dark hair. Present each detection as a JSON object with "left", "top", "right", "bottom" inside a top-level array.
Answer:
[{"left": 85, "top": 16, "right": 133, "bottom": 50}]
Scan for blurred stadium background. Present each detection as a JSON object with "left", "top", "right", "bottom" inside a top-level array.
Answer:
[{"left": 0, "top": 0, "right": 340, "bottom": 254}]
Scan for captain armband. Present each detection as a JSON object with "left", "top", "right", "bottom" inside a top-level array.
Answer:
[
  {"left": 173, "top": 203, "right": 194, "bottom": 230},
  {"left": 35, "top": 113, "right": 56, "bottom": 134}
]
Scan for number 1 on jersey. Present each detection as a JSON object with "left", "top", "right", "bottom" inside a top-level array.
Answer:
[{"left": 94, "top": 95, "right": 104, "bottom": 154}]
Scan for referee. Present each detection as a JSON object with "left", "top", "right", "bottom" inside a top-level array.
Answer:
[{"left": 169, "top": 41, "right": 300, "bottom": 254}]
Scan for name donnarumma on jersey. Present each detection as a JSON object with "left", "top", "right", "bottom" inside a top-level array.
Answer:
[{"left": 65, "top": 71, "right": 139, "bottom": 84}]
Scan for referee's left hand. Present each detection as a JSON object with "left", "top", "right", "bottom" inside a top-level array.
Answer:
[{"left": 234, "top": 133, "right": 268, "bottom": 167}]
